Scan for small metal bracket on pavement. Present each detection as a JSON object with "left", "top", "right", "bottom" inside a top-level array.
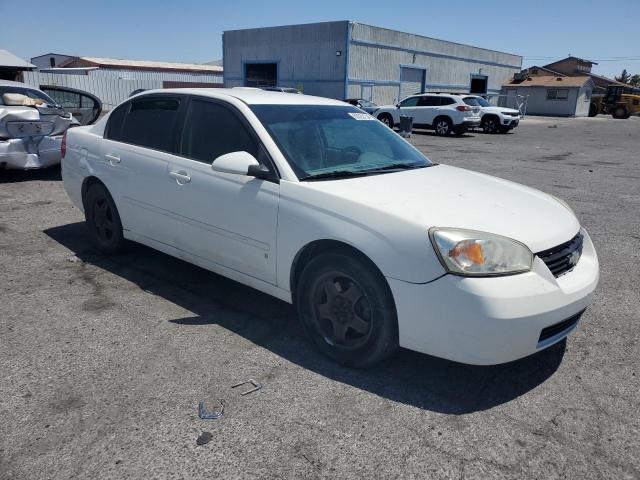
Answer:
[
  {"left": 198, "top": 399, "right": 224, "bottom": 419},
  {"left": 231, "top": 379, "right": 262, "bottom": 396}
]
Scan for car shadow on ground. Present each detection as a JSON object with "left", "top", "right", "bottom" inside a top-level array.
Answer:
[
  {"left": 0, "top": 165, "right": 61, "bottom": 183},
  {"left": 45, "top": 222, "right": 566, "bottom": 415}
]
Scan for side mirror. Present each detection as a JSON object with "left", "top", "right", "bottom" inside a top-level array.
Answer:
[
  {"left": 212, "top": 151, "right": 270, "bottom": 180},
  {"left": 396, "top": 103, "right": 400, "bottom": 109}
]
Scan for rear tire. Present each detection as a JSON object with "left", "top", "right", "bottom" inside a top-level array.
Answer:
[
  {"left": 433, "top": 117, "right": 452, "bottom": 136},
  {"left": 588, "top": 102, "right": 599, "bottom": 117},
  {"left": 83, "top": 183, "right": 125, "bottom": 254},
  {"left": 377, "top": 113, "right": 394, "bottom": 128},
  {"left": 295, "top": 252, "right": 398, "bottom": 367}
]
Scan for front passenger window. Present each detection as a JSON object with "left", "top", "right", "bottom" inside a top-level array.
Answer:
[
  {"left": 180, "top": 100, "right": 259, "bottom": 163},
  {"left": 399, "top": 97, "right": 419, "bottom": 107}
]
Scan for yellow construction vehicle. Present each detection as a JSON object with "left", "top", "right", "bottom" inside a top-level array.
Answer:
[{"left": 589, "top": 85, "right": 640, "bottom": 118}]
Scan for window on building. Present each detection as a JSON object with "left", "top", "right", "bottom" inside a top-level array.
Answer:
[
  {"left": 179, "top": 99, "right": 258, "bottom": 163},
  {"left": 547, "top": 89, "right": 569, "bottom": 100},
  {"left": 121, "top": 97, "right": 181, "bottom": 152},
  {"left": 49, "top": 57, "right": 55, "bottom": 67},
  {"left": 531, "top": 69, "right": 539, "bottom": 75},
  {"left": 245, "top": 63, "right": 277, "bottom": 88}
]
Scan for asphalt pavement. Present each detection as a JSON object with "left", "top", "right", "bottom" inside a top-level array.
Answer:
[{"left": 1, "top": 115, "right": 638, "bottom": 479}]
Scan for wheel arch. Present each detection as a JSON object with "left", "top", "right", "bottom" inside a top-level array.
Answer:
[
  {"left": 481, "top": 113, "right": 500, "bottom": 124},
  {"left": 81, "top": 176, "right": 108, "bottom": 206},
  {"left": 433, "top": 114, "right": 453, "bottom": 125},
  {"left": 290, "top": 239, "right": 389, "bottom": 299}
]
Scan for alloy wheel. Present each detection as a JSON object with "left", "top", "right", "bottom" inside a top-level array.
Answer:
[
  {"left": 309, "top": 271, "right": 373, "bottom": 349},
  {"left": 92, "top": 196, "right": 115, "bottom": 242},
  {"left": 436, "top": 120, "right": 449, "bottom": 135},
  {"left": 483, "top": 118, "right": 497, "bottom": 133}
]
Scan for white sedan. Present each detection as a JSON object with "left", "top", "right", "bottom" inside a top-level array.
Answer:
[{"left": 61, "top": 88, "right": 599, "bottom": 367}]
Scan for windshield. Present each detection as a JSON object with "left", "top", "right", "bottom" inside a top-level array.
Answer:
[
  {"left": 250, "top": 105, "right": 433, "bottom": 179},
  {"left": 0, "top": 86, "right": 56, "bottom": 106}
]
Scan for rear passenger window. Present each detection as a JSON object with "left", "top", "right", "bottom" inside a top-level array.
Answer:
[
  {"left": 440, "top": 98, "right": 456, "bottom": 106},
  {"left": 105, "top": 104, "right": 127, "bottom": 141},
  {"left": 121, "top": 97, "right": 180, "bottom": 152},
  {"left": 179, "top": 100, "right": 258, "bottom": 163},
  {"left": 417, "top": 96, "right": 440, "bottom": 107}
]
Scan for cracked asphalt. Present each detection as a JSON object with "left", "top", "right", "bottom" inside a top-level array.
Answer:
[{"left": 1, "top": 115, "right": 639, "bottom": 479}]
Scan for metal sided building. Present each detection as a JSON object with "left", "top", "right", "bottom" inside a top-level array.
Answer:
[{"left": 223, "top": 21, "right": 523, "bottom": 105}]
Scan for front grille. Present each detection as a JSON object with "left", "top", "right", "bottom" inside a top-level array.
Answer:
[
  {"left": 538, "top": 309, "right": 585, "bottom": 344},
  {"left": 536, "top": 232, "right": 583, "bottom": 277}
]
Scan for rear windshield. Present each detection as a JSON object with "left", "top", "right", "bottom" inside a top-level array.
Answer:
[
  {"left": 463, "top": 97, "right": 480, "bottom": 106},
  {"left": 250, "top": 104, "right": 432, "bottom": 179},
  {"left": 465, "top": 96, "right": 491, "bottom": 107}
]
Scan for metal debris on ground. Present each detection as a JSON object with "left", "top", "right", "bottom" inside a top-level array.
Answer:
[
  {"left": 198, "top": 399, "right": 224, "bottom": 419},
  {"left": 196, "top": 431, "right": 213, "bottom": 446},
  {"left": 231, "top": 379, "right": 262, "bottom": 396}
]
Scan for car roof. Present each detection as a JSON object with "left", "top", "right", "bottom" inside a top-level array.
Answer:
[
  {"left": 0, "top": 79, "right": 40, "bottom": 90},
  {"left": 419, "top": 92, "right": 462, "bottom": 97},
  {"left": 136, "top": 87, "right": 347, "bottom": 106}
]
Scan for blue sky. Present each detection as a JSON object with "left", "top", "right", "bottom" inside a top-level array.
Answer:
[{"left": 1, "top": 0, "right": 639, "bottom": 78}]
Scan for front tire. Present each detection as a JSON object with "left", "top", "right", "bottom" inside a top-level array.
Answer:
[
  {"left": 377, "top": 113, "right": 394, "bottom": 128},
  {"left": 612, "top": 106, "right": 629, "bottom": 119},
  {"left": 296, "top": 252, "right": 398, "bottom": 367},
  {"left": 83, "top": 183, "right": 125, "bottom": 254},
  {"left": 481, "top": 116, "right": 499, "bottom": 134}
]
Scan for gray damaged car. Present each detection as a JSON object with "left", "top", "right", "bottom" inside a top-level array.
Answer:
[{"left": 0, "top": 80, "right": 101, "bottom": 170}]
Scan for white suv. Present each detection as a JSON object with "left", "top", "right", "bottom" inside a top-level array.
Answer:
[
  {"left": 463, "top": 95, "right": 521, "bottom": 134},
  {"left": 374, "top": 93, "right": 481, "bottom": 135}
]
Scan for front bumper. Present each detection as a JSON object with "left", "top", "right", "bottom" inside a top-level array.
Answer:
[
  {"left": 502, "top": 116, "right": 520, "bottom": 127},
  {"left": 0, "top": 135, "right": 62, "bottom": 170},
  {"left": 388, "top": 228, "right": 599, "bottom": 365}
]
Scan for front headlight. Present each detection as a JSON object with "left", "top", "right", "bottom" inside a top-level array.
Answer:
[{"left": 429, "top": 228, "right": 533, "bottom": 277}]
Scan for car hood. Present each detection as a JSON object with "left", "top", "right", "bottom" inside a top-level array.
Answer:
[
  {"left": 303, "top": 164, "right": 579, "bottom": 253},
  {"left": 483, "top": 106, "right": 519, "bottom": 115}
]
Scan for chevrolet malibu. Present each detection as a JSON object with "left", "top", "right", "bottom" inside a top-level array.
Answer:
[{"left": 61, "top": 89, "right": 599, "bottom": 367}]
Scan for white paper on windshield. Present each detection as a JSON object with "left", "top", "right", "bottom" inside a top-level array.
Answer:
[{"left": 348, "top": 112, "right": 375, "bottom": 120}]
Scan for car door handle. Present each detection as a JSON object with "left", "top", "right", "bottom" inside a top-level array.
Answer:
[
  {"left": 105, "top": 153, "right": 121, "bottom": 165},
  {"left": 169, "top": 170, "right": 191, "bottom": 184}
]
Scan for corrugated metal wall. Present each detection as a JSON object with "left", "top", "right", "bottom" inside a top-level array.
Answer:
[
  {"left": 22, "top": 69, "right": 223, "bottom": 111},
  {"left": 223, "top": 21, "right": 347, "bottom": 98},
  {"left": 348, "top": 23, "right": 522, "bottom": 105},
  {"left": 501, "top": 86, "right": 580, "bottom": 116}
]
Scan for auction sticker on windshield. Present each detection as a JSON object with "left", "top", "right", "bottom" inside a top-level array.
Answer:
[{"left": 348, "top": 112, "right": 375, "bottom": 120}]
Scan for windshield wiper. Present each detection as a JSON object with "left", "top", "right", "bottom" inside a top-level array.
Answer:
[
  {"left": 300, "top": 163, "right": 433, "bottom": 181},
  {"left": 360, "top": 163, "right": 428, "bottom": 173},
  {"left": 299, "top": 170, "right": 372, "bottom": 181}
]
